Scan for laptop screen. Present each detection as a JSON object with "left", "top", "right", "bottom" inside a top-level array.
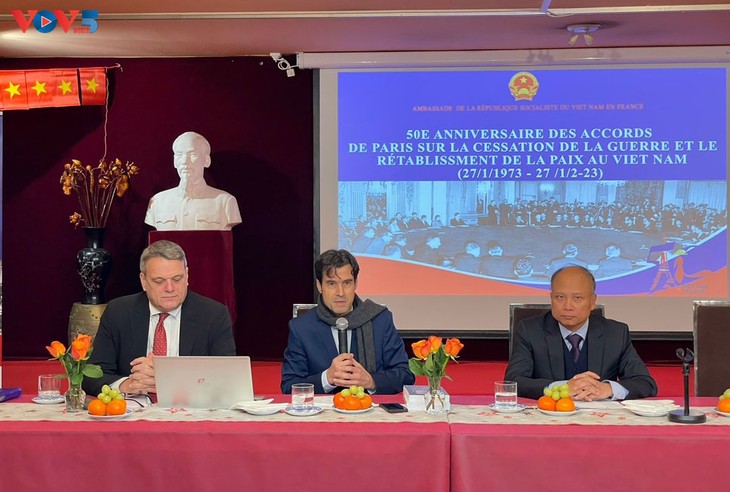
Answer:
[{"left": 154, "top": 356, "right": 254, "bottom": 409}]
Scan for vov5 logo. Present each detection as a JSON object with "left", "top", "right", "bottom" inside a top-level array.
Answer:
[{"left": 11, "top": 10, "right": 99, "bottom": 34}]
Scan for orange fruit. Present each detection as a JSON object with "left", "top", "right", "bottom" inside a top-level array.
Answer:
[
  {"left": 343, "top": 395, "right": 361, "bottom": 411},
  {"left": 333, "top": 393, "right": 346, "bottom": 409},
  {"left": 106, "top": 399, "right": 127, "bottom": 416},
  {"left": 88, "top": 399, "right": 107, "bottom": 416},
  {"left": 555, "top": 397, "right": 576, "bottom": 412},
  {"left": 360, "top": 394, "right": 373, "bottom": 409},
  {"left": 537, "top": 395, "right": 557, "bottom": 411},
  {"left": 718, "top": 398, "right": 730, "bottom": 413}
]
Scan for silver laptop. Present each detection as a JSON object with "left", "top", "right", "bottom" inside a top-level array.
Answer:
[{"left": 155, "top": 356, "right": 254, "bottom": 409}]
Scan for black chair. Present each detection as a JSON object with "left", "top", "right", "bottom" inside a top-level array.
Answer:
[
  {"left": 508, "top": 303, "right": 605, "bottom": 357},
  {"left": 693, "top": 301, "right": 730, "bottom": 396},
  {"left": 292, "top": 303, "right": 317, "bottom": 318}
]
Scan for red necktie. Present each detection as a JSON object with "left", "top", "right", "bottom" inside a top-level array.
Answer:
[{"left": 153, "top": 313, "right": 170, "bottom": 356}]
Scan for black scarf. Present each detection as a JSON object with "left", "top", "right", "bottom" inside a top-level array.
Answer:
[{"left": 316, "top": 294, "right": 384, "bottom": 374}]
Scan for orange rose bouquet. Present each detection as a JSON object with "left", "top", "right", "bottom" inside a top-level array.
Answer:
[
  {"left": 46, "top": 334, "right": 103, "bottom": 411},
  {"left": 409, "top": 335, "right": 464, "bottom": 395}
]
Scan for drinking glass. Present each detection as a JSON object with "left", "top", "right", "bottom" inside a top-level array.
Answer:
[
  {"left": 38, "top": 374, "right": 61, "bottom": 400},
  {"left": 494, "top": 380, "right": 518, "bottom": 408},
  {"left": 291, "top": 383, "right": 315, "bottom": 410}
]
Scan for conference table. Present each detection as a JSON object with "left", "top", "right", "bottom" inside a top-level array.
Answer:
[
  {"left": 1, "top": 395, "right": 727, "bottom": 492},
  {"left": 449, "top": 396, "right": 729, "bottom": 492}
]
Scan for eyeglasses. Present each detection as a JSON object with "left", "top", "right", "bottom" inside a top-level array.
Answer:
[{"left": 124, "top": 393, "right": 153, "bottom": 408}]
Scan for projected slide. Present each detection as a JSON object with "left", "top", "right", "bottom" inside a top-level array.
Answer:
[{"left": 336, "top": 67, "right": 727, "bottom": 297}]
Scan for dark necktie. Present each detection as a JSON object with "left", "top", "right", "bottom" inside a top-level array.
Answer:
[
  {"left": 153, "top": 313, "right": 170, "bottom": 356},
  {"left": 567, "top": 333, "right": 582, "bottom": 363}
]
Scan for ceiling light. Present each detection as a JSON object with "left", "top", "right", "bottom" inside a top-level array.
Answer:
[{"left": 566, "top": 24, "right": 601, "bottom": 46}]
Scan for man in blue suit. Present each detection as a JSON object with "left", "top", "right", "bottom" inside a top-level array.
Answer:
[{"left": 281, "top": 250, "right": 414, "bottom": 394}]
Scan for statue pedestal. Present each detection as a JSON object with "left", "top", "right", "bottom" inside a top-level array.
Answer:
[
  {"left": 68, "top": 302, "right": 107, "bottom": 343},
  {"left": 148, "top": 230, "right": 236, "bottom": 322}
]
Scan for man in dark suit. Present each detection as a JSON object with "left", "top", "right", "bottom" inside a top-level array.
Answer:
[
  {"left": 505, "top": 266, "right": 657, "bottom": 401},
  {"left": 83, "top": 240, "right": 236, "bottom": 396},
  {"left": 281, "top": 249, "right": 414, "bottom": 394}
]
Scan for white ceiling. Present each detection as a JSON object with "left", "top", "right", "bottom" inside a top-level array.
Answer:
[{"left": 1, "top": 1, "right": 730, "bottom": 59}]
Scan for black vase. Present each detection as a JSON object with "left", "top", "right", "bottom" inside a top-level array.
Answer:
[{"left": 77, "top": 227, "right": 111, "bottom": 305}]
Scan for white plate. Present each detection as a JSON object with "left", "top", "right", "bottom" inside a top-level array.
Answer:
[
  {"left": 539, "top": 408, "right": 579, "bottom": 417},
  {"left": 88, "top": 410, "right": 132, "bottom": 421},
  {"left": 628, "top": 408, "right": 670, "bottom": 417},
  {"left": 621, "top": 400, "right": 678, "bottom": 416},
  {"left": 284, "top": 405, "right": 323, "bottom": 417},
  {"left": 488, "top": 403, "right": 526, "bottom": 414},
  {"left": 716, "top": 409, "right": 730, "bottom": 417},
  {"left": 621, "top": 399, "right": 676, "bottom": 408},
  {"left": 333, "top": 406, "right": 375, "bottom": 415},
  {"left": 233, "top": 398, "right": 274, "bottom": 408},
  {"left": 32, "top": 396, "right": 65, "bottom": 405},
  {"left": 240, "top": 404, "right": 288, "bottom": 416},
  {"left": 233, "top": 398, "right": 274, "bottom": 409}
]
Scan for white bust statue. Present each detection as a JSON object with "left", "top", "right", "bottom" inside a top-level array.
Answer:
[{"left": 145, "top": 131, "right": 242, "bottom": 231}]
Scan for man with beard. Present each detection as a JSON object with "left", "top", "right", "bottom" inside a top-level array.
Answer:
[{"left": 145, "top": 131, "right": 242, "bottom": 230}]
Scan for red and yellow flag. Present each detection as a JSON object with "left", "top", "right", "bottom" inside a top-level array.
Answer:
[
  {"left": 0, "top": 67, "right": 111, "bottom": 110},
  {"left": 52, "top": 69, "right": 80, "bottom": 107},
  {"left": 24, "top": 70, "right": 55, "bottom": 108},
  {"left": 79, "top": 67, "right": 107, "bottom": 106},
  {"left": 0, "top": 70, "right": 30, "bottom": 110}
]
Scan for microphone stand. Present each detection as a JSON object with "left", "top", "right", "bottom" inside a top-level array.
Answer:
[{"left": 668, "top": 348, "right": 706, "bottom": 424}]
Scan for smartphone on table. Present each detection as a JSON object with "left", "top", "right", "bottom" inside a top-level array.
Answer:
[{"left": 380, "top": 403, "right": 408, "bottom": 413}]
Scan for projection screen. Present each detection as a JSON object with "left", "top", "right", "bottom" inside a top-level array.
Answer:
[{"left": 314, "top": 55, "right": 729, "bottom": 334}]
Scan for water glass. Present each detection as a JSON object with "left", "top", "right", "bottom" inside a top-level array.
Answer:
[
  {"left": 38, "top": 374, "right": 61, "bottom": 400},
  {"left": 494, "top": 380, "right": 518, "bottom": 409},
  {"left": 291, "top": 383, "right": 315, "bottom": 410}
]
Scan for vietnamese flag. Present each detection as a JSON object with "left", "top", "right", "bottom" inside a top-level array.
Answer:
[
  {"left": 24, "top": 70, "right": 55, "bottom": 108},
  {"left": 51, "top": 69, "right": 80, "bottom": 107},
  {"left": 0, "top": 71, "right": 30, "bottom": 110},
  {"left": 79, "top": 67, "right": 107, "bottom": 106}
]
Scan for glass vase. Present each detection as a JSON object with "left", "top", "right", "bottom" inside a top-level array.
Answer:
[
  {"left": 424, "top": 376, "right": 447, "bottom": 415},
  {"left": 65, "top": 382, "right": 86, "bottom": 412}
]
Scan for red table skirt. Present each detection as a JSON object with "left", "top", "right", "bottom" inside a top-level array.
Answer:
[{"left": 0, "top": 419, "right": 451, "bottom": 492}]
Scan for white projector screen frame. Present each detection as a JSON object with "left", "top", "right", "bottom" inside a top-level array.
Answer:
[{"left": 313, "top": 49, "right": 730, "bottom": 334}]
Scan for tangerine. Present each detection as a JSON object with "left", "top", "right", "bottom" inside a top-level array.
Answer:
[
  {"left": 537, "top": 395, "right": 556, "bottom": 411},
  {"left": 555, "top": 397, "right": 575, "bottom": 412},
  {"left": 106, "top": 399, "right": 127, "bottom": 416},
  {"left": 88, "top": 399, "right": 107, "bottom": 416},
  {"left": 360, "top": 394, "right": 373, "bottom": 409},
  {"left": 343, "top": 395, "right": 361, "bottom": 411},
  {"left": 333, "top": 393, "right": 346, "bottom": 409},
  {"left": 718, "top": 398, "right": 730, "bottom": 413}
]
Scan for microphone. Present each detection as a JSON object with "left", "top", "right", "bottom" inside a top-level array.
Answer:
[
  {"left": 668, "top": 347, "right": 705, "bottom": 423},
  {"left": 676, "top": 348, "right": 694, "bottom": 364},
  {"left": 335, "top": 318, "right": 349, "bottom": 355}
]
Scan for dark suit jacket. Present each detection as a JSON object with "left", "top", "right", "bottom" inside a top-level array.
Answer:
[
  {"left": 280, "top": 308, "right": 414, "bottom": 394},
  {"left": 505, "top": 312, "right": 657, "bottom": 400},
  {"left": 83, "top": 291, "right": 236, "bottom": 396}
]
